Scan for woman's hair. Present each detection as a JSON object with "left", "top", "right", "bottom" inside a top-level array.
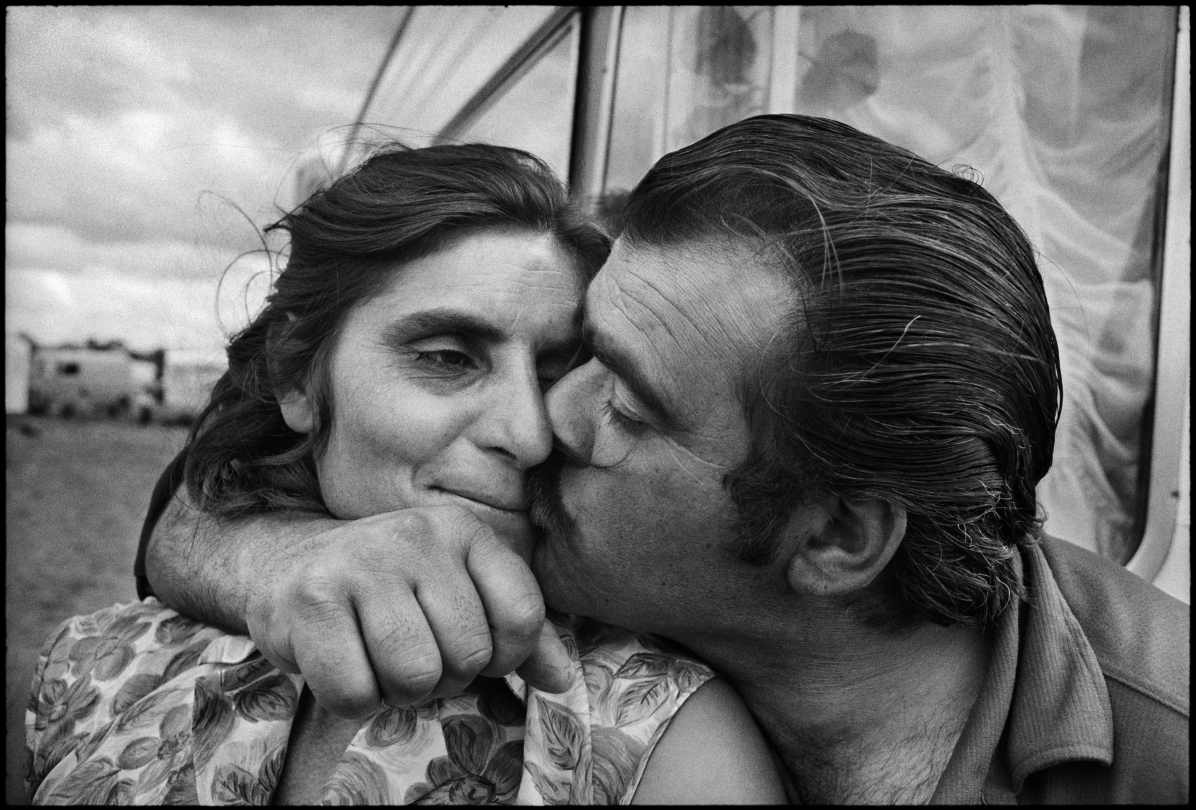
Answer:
[
  {"left": 184, "top": 142, "right": 610, "bottom": 517},
  {"left": 618, "top": 114, "right": 1061, "bottom": 631}
]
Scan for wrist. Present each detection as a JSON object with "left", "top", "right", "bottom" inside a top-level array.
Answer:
[{"left": 240, "top": 512, "right": 342, "bottom": 640}]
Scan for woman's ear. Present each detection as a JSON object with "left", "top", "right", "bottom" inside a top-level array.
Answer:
[
  {"left": 784, "top": 497, "right": 907, "bottom": 597},
  {"left": 277, "top": 388, "right": 315, "bottom": 434},
  {"left": 270, "top": 311, "right": 314, "bottom": 434}
]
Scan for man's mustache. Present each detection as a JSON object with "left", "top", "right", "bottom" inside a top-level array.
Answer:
[{"left": 527, "top": 443, "right": 577, "bottom": 539}]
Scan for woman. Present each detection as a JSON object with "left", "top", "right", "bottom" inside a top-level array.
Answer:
[{"left": 25, "top": 143, "right": 784, "bottom": 804}]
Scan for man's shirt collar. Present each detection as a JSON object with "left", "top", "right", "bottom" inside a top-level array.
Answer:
[{"left": 932, "top": 540, "right": 1114, "bottom": 803}]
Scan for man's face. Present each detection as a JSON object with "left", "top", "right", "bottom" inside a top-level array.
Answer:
[{"left": 530, "top": 239, "right": 793, "bottom": 636}]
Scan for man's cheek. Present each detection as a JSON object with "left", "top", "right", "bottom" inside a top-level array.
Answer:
[
  {"left": 556, "top": 469, "right": 585, "bottom": 526},
  {"left": 589, "top": 426, "right": 644, "bottom": 469},
  {"left": 660, "top": 433, "right": 737, "bottom": 479}
]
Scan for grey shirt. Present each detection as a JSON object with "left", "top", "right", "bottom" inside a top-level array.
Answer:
[{"left": 932, "top": 534, "right": 1189, "bottom": 804}]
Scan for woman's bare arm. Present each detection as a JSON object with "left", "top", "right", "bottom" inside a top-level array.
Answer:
[{"left": 631, "top": 677, "right": 788, "bottom": 804}]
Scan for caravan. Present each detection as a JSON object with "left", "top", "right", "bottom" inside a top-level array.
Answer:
[{"left": 28, "top": 345, "right": 137, "bottom": 419}]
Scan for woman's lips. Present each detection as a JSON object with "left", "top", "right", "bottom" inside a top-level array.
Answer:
[
  {"left": 431, "top": 487, "right": 535, "bottom": 559},
  {"left": 433, "top": 487, "right": 529, "bottom": 515}
]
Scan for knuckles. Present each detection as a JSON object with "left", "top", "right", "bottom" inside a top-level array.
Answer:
[
  {"left": 502, "top": 592, "right": 547, "bottom": 640},
  {"left": 287, "top": 573, "right": 352, "bottom": 617},
  {"left": 284, "top": 505, "right": 499, "bottom": 591},
  {"left": 443, "top": 507, "right": 497, "bottom": 551},
  {"left": 252, "top": 505, "right": 526, "bottom": 711},
  {"left": 447, "top": 629, "right": 494, "bottom": 676},
  {"left": 379, "top": 657, "right": 443, "bottom": 702}
]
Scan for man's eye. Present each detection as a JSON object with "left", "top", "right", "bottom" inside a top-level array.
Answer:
[{"left": 601, "top": 399, "right": 647, "bottom": 433}]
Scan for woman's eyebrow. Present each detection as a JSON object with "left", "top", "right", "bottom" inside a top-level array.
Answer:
[
  {"left": 380, "top": 308, "right": 505, "bottom": 345},
  {"left": 381, "top": 308, "right": 583, "bottom": 364}
]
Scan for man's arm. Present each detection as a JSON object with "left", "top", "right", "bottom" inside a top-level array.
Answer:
[
  {"left": 144, "top": 486, "right": 574, "bottom": 716},
  {"left": 145, "top": 491, "right": 325, "bottom": 635}
]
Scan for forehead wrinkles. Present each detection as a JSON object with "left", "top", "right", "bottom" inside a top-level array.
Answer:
[
  {"left": 596, "top": 247, "right": 787, "bottom": 379},
  {"left": 403, "top": 240, "right": 582, "bottom": 340},
  {"left": 501, "top": 267, "right": 583, "bottom": 337}
]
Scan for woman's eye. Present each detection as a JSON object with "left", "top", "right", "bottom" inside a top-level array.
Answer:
[{"left": 415, "top": 350, "right": 474, "bottom": 370}]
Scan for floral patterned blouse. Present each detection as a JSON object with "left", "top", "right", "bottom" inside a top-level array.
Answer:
[{"left": 26, "top": 598, "right": 714, "bottom": 805}]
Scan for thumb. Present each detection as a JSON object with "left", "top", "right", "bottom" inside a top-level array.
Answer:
[{"left": 514, "top": 618, "right": 575, "bottom": 693}]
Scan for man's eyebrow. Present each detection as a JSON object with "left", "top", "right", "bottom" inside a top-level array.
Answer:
[{"left": 582, "top": 318, "right": 679, "bottom": 431}]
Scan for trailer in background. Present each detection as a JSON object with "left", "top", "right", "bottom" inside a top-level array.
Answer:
[
  {"left": 5, "top": 333, "right": 34, "bottom": 415},
  {"left": 27, "top": 345, "right": 137, "bottom": 419}
]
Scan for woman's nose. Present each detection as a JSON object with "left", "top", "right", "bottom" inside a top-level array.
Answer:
[
  {"left": 545, "top": 359, "right": 603, "bottom": 465},
  {"left": 479, "top": 363, "right": 554, "bottom": 469}
]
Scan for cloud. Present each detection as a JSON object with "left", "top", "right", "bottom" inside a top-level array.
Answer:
[
  {"left": 7, "top": 7, "right": 401, "bottom": 352},
  {"left": 6, "top": 8, "right": 192, "bottom": 131},
  {"left": 6, "top": 269, "right": 76, "bottom": 314},
  {"left": 6, "top": 260, "right": 271, "bottom": 353},
  {"left": 5, "top": 222, "right": 257, "bottom": 282},
  {"left": 6, "top": 102, "right": 295, "bottom": 248},
  {"left": 6, "top": 7, "right": 400, "bottom": 249},
  {"left": 5, "top": 220, "right": 277, "bottom": 346}
]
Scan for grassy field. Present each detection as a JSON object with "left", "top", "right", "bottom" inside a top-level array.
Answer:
[{"left": 5, "top": 415, "right": 189, "bottom": 805}]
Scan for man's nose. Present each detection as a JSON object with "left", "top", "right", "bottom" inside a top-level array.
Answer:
[{"left": 545, "top": 359, "right": 604, "bottom": 464}]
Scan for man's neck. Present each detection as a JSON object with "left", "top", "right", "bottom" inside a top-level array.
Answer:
[{"left": 678, "top": 613, "right": 993, "bottom": 804}]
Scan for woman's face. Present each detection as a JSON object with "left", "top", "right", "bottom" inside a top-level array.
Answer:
[{"left": 282, "top": 228, "right": 586, "bottom": 561}]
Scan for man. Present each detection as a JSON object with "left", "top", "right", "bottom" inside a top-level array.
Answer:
[{"left": 141, "top": 115, "right": 1188, "bottom": 802}]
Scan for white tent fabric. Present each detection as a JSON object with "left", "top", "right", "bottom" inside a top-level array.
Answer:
[
  {"left": 360, "top": 7, "right": 559, "bottom": 147},
  {"left": 658, "top": 6, "right": 1177, "bottom": 562},
  {"left": 354, "top": 5, "right": 1177, "bottom": 564}
]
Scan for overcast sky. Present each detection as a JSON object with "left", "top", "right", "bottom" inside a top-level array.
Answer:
[{"left": 7, "top": 6, "right": 404, "bottom": 354}]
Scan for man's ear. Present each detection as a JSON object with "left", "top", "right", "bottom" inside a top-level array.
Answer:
[
  {"left": 271, "top": 311, "right": 314, "bottom": 434},
  {"left": 784, "top": 497, "right": 907, "bottom": 597}
]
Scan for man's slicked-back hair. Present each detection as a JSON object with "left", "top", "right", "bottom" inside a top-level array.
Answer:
[{"left": 620, "top": 114, "right": 1062, "bottom": 630}]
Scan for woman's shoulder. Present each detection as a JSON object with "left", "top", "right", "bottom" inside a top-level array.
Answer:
[
  {"left": 25, "top": 599, "right": 233, "bottom": 803},
  {"left": 520, "top": 617, "right": 720, "bottom": 803},
  {"left": 42, "top": 596, "right": 213, "bottom": 643},
  {"left": 572, "top": 616, "right": 715, "bottom": 701},
  {"left": 564, "top": 618, "right": 786, "bottom": 805},
  {"left": 34, "top": 598, "right": 227, "bottom": 689}
]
